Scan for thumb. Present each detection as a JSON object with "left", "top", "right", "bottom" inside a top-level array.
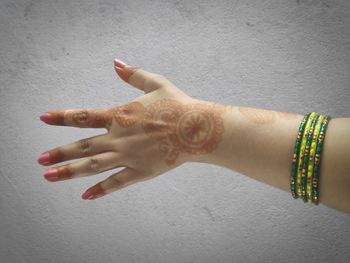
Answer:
[{"left": 113, "top": 58, "right": 173, "bottom": 94}]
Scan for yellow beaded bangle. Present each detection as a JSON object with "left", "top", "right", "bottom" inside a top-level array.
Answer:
[
  {"left": 296, "top": 112, "right": 317, "bottom": 197},
  {"left": 306, "top": 114, "right": 324, "bottom": 203}
]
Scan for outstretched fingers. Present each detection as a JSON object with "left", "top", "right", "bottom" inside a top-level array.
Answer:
[
  {"left": 81, "top": 167, "right": 145, "bottom": 200},
  {"left": 40, "top": 108, "right": 111, "bottom": 129}
]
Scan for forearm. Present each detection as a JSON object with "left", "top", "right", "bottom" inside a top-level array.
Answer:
[{"left": 192, "top": 101, "right": 350, "bottom": 214}]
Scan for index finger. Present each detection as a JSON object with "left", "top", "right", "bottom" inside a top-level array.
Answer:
[{"left": 40, "top": 108, "right": 111, "bottom": 128}]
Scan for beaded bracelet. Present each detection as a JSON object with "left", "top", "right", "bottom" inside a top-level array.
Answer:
[
  {"left": 312, "top": 115, "right": 331, "bottom": 205},
  {"left": 290, "top": 113, "right": 311, "bottom": 199},
  {"left": 296, "top": 112, "right": 317, "bottom": 198},
  {"left": 290, "top": 112, "right": 331, "bottom": 205},
  {"left": 306, "top": 115, "right": 324, "bottom": 203},
  {"left": 301, "top": 113, "right": 320, "bottom": 202}
]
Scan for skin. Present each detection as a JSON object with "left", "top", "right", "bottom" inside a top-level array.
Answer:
[{"left": 38, "top": 60, "right": 350, "bottom": 213}]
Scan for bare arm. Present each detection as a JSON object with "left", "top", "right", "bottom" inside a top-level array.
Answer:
[{"left": 190, "top": 104, "right": 350, "bottom": 214}]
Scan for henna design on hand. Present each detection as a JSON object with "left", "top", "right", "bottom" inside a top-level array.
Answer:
[
  {"left": 107, "top": 99, "right": 225, "bottom": 166},
  {"left": 168, "top": 103, "right": 225, "bottom": 155},
  {"left": 142, "top": 99, "right": 183, "bottom": 141},
  {"left": 89, "top": 158, "right": 100, "bottom": 173},
  {"left": 56, "top": 166, "right": 73, "bottom": 181},
  {"left": 79, "top": 139, "right": 91, "bottom": 156},
  {"left": 69, "top": 109, "right": 112, "bottom": 128},
  {"left": 141, "top": 99, "right": 225, "bottom": 166},
  {"left": 46, "top": 166, "right": 73, "bottom": 182},
  {"left": 47, "top": 148, "right": 64, "bottom": 164},
  {"left": 72, "top": 110, "right": 88, "bottom": 124},
  {"left": 165, "top": 148, "right": 180, "bottom": 166},
  {"left": 109, "top": 102, "right": 146, "bottom": 128}
]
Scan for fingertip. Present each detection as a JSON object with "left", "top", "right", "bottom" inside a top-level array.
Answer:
[
  {"left": 82, "top": 182, "right": 106, "bottom": 200},
  {"left": 40, "top": 113, "right": 51, "bottom": 123},
  {"left": 39, "top": 111, "right": 65, "bottom": 125},
  {"left": 82, "top": 190, "right": 93, "bottom": 200},
  {"left": 114, "top": 58, "right": 127, "bottom": 68},
  {"left": 114, "top": 65, "right": 135, "bottom": 83},
  {"left": 37, "top": 152, "right": 51, "bottom": 165}
]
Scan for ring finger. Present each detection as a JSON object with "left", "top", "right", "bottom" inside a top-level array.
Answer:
[
  {"left": 37, "top": 133, "right": 111, "bottom": 166},
  {"left": 43, "top": 151, "right": 125, "bottom": 182}
]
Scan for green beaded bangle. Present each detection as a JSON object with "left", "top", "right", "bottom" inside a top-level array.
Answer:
[
  {"left": 312, "top": 115, "right": 331, "bottom": 205},
  {"left": 306, "top": 115, "right": 325, "bottom": 203},
  {"left": 301, "top": 114, "right": 320, "bottom": 202},
  {"left": 296, "top": 112, "right": 317, "bottom": 197},
  {"left": 290, "top": 112, "right": 311, "bottom": 199}
]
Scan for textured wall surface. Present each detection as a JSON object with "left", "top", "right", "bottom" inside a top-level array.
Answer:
[{"left": 1, "top": 0, "right": 350, "bottom": 262}]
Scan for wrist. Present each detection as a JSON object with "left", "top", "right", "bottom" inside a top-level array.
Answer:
[{"left": 181, "top": 99, "right": 233, "bottom": 166}]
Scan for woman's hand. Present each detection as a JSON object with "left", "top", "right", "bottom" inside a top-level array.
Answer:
[{"left": 38, "top": 59, "right": 226, "bottom": 200}]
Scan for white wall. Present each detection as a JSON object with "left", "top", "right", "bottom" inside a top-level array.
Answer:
[{"left": 1, "top": 0, "right": 349, "bottom": 262}]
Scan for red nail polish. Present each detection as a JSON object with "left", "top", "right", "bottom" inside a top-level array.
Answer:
[
  {"left": 38, "top": 153, "right": 51, "bottom": 165},
  {"left": 44, "top": 169, "right": 59, "bottom": 181},
  {"left": 82, "top": 190, "right": 94, "bottom": 200},
  {"left": 40, "top": 113, "right": 51, "bottom": 123},
  {"left": 114, "top": 58, "right": 127, "bottom": 68}
]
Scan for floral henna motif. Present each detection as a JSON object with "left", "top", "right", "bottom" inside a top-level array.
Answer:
[
  {"left": 166, "top": 148, "right": 180, "bottom": 166},
  {"left": 106, "top": 99, "right": 225, "bottom": 166},
  {"left": 72, "top": 110, "right": 88, "bottom": 124},
  {"left": 142, "top": 99, "right": 183, "bottom": 141},
  {"left": 79, "top": 139, "right": 92, "bottom": 156},
  {"left": 70, "top": 110, "right": 112, "bottom": 128},
  {"left": 169, "top": 103, "right": 225, "bottom": 155},
  {"left": 109, "top": 102, "right": 146, "bottom": 128},
  {"left": 159, "top": 139, "right": 171, "bottom": 154},
  {"left": 141, "top": 99, "right": 225, "bottom": 166}
]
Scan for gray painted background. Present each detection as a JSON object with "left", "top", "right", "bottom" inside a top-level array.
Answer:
[{"left": 1, "top": 0, "right": 349, "bottom": 262}]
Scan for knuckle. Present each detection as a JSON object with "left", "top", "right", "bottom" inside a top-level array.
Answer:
[
  {"left": 111, "top": 176, "right": 124, "bottom": 188},
  {"left": 153, "top": 74, "right": 167, "bottom": 83},
  {"left": 89, "top": 157, "right": 101, "bottom": 173},
  {"left": 145, "top": 74, "right": 167, "bottom": 88},
  {"left": 78, "top": 138, "right": 92, "bottom": 155}
]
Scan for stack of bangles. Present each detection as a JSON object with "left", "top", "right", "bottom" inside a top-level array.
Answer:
[{"left": 290, "top": 112, "right": 331, "bottom": 205}]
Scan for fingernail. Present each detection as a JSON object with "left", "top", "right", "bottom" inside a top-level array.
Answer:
[
  {"left": 40, "top": 113, "right": 51, "bottom": 123},
  {"left": 38, "top": 153, "right": 51, "bottom": 165},
  {"left": 44, "top": 169, "right": 59, "bottom": 181},
  {"left": 82, "top": 190, "right": 94, "bottom": 200},
  {"left": 113, "top": 64, "right": 136, "bottom": 83},
  {"left": 114, "top": 58, "right": 127, "bottom": 68}
]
